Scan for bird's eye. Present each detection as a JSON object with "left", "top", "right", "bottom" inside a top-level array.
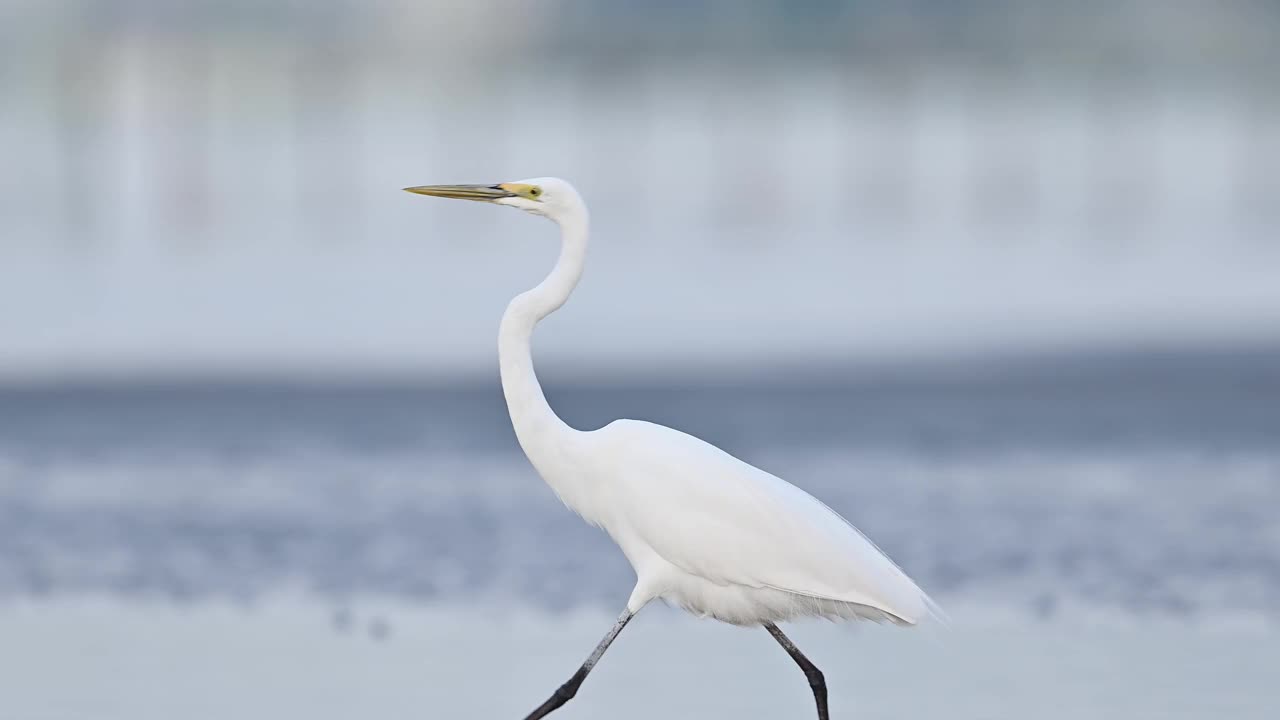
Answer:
[{"left": 530, "top": 187, "right": 542, "bottom": 198}]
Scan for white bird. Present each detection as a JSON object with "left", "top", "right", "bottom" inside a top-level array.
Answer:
[{"left": 405, "top": 178, "right": 936, "bottom": 720}]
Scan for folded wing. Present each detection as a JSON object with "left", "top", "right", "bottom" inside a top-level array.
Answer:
[{"left": 594, "top": 419, "right": 931, "bottom": 624}]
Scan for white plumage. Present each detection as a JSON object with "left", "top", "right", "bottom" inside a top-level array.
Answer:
[
  {"left": 588, "top": 418, "right": 928, "bottom": 626},
  {"left": 405, "top": 176, "right": 935, "bottom": 720}
]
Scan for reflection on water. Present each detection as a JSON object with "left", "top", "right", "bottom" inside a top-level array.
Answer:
[{"left": 1, "top": 347, "right": 1278, "bottom": 621}]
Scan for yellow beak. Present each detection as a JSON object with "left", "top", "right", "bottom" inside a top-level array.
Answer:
[{"left": 403, "top": 184, "right": 515, "bottom": 201}]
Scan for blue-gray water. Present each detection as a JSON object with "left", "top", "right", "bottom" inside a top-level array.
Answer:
[{"left": 2, "top": 347, "right": 1278, "bottom": 621}]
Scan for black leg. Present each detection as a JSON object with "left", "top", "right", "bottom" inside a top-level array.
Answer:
[
  {"left": 523, "top": 609, "right": 635, "bottom": 720},
  {"left": 765, "top": 623, "right": 829, "bottom": 720}
]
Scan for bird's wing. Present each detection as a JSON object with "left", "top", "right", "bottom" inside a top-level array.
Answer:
[{"left": 593, "top": 419, "right": 929, "bottom": 624}]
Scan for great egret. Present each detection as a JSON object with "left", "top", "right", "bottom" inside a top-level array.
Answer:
[{"left": 405, "top": 178, "right": 935, "bottom": 720}]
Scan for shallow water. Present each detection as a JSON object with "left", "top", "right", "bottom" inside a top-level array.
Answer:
[
  {"left": 2, "top": 348, "right": 1277, "bottom": 621},
  {"left": 0, "top": 599, "right": 1275, "bottom": 720},
  {"left": 2, "top": 348, "right": 1279, "bottom": 717}
]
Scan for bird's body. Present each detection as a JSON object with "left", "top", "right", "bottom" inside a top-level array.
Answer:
[
  {"left": 406, "top": 177, "right": 935, "bottom": 719},
  {"left": 541, "top": 417, "right": 926, "bottom": 626}
]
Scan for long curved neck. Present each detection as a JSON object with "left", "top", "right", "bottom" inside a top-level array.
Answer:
[{"left": 499, "top": 205, "right": 589, "bottom": 468}]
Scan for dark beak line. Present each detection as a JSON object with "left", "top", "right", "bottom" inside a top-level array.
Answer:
[{"left": 403, "top": 184, "right": 515, "bottom": 201}]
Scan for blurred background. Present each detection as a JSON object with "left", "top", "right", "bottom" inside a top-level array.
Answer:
[{"left": 1, "top": 1, "right": 1278, "bottom": 718}]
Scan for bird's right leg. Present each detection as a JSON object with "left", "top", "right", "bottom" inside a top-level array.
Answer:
[
  {"left": 521, "top": 608, "right": 635, "bottom": 720},
  {"left": 764, "top": 622, "right": 830, "bottom": 720}
]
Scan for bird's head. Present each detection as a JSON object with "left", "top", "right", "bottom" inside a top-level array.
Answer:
[{"left": 404, "top": 176, "right": 582, "bottom": 223}]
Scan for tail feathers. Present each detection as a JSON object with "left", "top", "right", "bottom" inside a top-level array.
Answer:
[{"left": 920, "top": 593, "right": 950, "bottom": 628}]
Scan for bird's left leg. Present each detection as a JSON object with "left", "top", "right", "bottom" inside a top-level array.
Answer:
[
  {"left": 764, "top": 622, "right": 829, "bottom": 720},
  {"left": 521, "top": 609, "right": 635, "bottom": 720}
]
